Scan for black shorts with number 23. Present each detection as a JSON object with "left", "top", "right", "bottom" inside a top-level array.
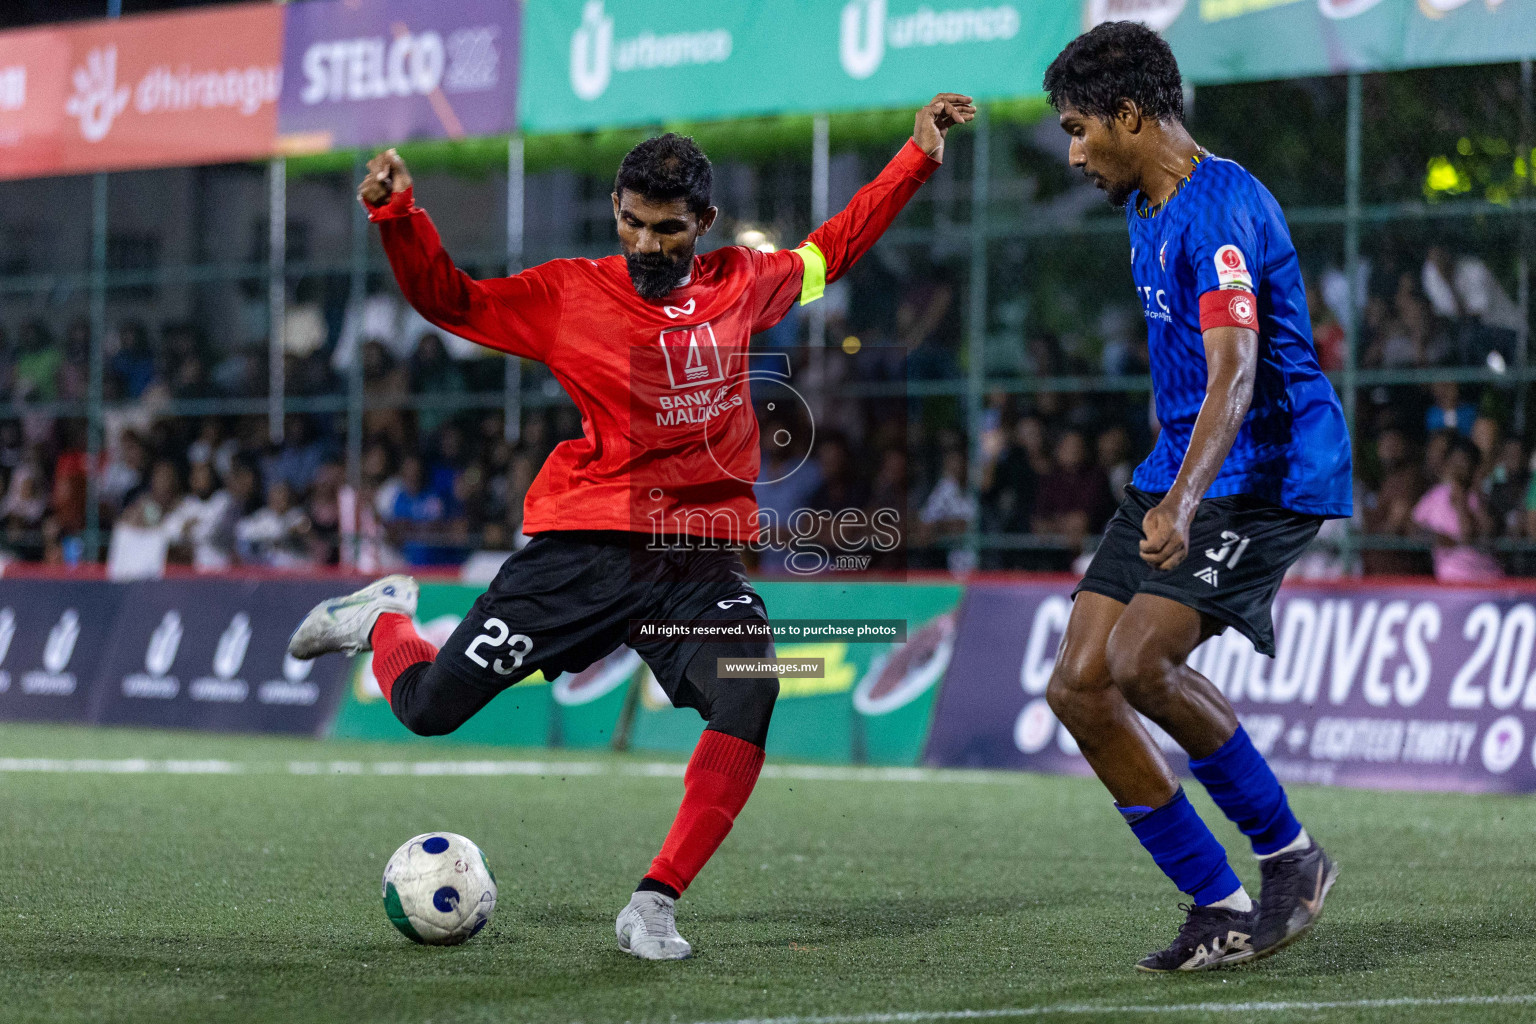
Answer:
[{"left": 1074, "top": 486, "right": 1323, "bottom": 657}]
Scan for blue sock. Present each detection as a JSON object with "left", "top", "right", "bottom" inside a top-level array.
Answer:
[
  {"left": 1188, "top": 726, "right": 1303, "bottom": 856},
  {"left": 1125, "top": 788, "right": 1242, "bottom": 906}
]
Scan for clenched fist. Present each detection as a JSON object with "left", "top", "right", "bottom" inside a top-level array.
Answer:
[
  {"left": 1140, "top": 498, "right": 1193, "bottom": 571},
  {"left": 358, "top": 148, "right": 413, "bottom": 208}
]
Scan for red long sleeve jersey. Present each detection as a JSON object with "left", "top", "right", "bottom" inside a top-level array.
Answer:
[{"left": 372, "top": 139, "right": 938, "bottom": 543}]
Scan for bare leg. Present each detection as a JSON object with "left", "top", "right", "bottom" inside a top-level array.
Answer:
[
  {"left": 1105, "top": 594, "right": 1236, "bottom": 759},
  {"left": 1045, "top": 591, "right": 1180, "bottom": 809}
]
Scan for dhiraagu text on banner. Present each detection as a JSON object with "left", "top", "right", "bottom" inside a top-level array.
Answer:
[
  {"left": 627, "top": 581, "right": 962, "bottom": 765},
  {"left": 520, "top": 0, "right": 1078, "bottom": 133},
  {"left": 330, "top": 582, "right": 636, "bottom": 749}
]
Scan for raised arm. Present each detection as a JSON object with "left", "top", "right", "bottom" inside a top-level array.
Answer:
[
  {"left": 798, "top": 95, "right": 975, "bottom": 293},
  {"left": 747, "top": 96, "right": 974, "bottom": 329},
  {"left": 359, "top": 149, "right": 560, "bottom": 363}
]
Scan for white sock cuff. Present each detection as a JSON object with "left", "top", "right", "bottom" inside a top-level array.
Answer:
[{"left": 1256, "top": 827, "right": 1311, "bottom": 860}]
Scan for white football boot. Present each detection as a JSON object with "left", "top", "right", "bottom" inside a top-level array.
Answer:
[
  {"left": 615, "top": 891, "right": 692, "bottom": 960},
  {"left": 287, "top": 574, "right": 418, "bottom": 660}
]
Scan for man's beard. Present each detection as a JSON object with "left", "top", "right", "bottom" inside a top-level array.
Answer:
[
  {"left": 626, "top": 249, "right": 692, "bottom": 300},
  {"left": 1087, "top": 170, "right": 1135, "bottom": 208}
]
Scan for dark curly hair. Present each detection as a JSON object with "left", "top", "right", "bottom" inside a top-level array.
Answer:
[
  {"left": 1043, "top": 22, "right": 1184, "bottom": 124},
  {"left": 614, "top": 133, "right": 713, "bottom": 215}
]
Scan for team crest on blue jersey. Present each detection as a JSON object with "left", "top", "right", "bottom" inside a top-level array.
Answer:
[{"left": 1159, "top": 240, "right": 1168, "bottom": 272}]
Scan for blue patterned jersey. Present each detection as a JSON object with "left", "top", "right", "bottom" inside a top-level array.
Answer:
[{"left": 1125, "top": 154, "right": 1352, "bottom": 518}]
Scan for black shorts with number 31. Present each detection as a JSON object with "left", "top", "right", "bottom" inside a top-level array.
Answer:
[{"left": 1074, "top": 486, "right": 1323, "bottom": 657}]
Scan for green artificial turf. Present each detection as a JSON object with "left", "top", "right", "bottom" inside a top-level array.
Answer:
[{"left": 1, "top": 723, "right": 1533, "bottom": 1024}]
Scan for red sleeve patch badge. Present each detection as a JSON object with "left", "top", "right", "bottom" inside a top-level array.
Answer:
[{"left": 1199, "top": 289, "right": 1258, "bottom": 331}]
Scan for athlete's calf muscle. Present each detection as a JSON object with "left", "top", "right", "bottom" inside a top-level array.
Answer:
[
  {"left": 1106, "top": 594, "right": 1237, "bottom": 759},
  {"left": 1046, "top": 592, "right": 1179, "bottom": 808}
]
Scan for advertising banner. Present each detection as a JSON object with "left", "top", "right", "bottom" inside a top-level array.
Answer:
[
  {"left": 1085, "top": 0, "right": 1536, "bottom": 85},
  {"left": 0, "top": 581, "right": 125, "bottom": 723},
  {"left": 926, "top": 580, "right": 1536, "bottom": 794},
  {"left": 521, "top": 0, "right": 1078, "bottom": 133},
  {"left": 627, "top": 581, "right": 963, "bottom": 764},
  {"left": 279, "top": 0, "right": 519, "bottom": 155},
  {"left": 0, "top": 5, "right": 283, "bottom": 180},
  {"left": 91, "top": 581, "right": 353, "bottom": 736}
]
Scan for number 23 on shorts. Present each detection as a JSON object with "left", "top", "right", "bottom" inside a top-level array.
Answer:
[{"left": 464, "top": 617, "right": 534, "bottom": 676}]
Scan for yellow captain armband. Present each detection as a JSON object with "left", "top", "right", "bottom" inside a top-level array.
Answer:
[{"left": 794, "top": 242, "right": 827, "bottom": 305}]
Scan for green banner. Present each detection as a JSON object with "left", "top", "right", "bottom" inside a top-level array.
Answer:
[
  {"left": 329, "top": 579, "right": 960, "bottom": 764},
  {"left": 520, "top": 0, "right": 1079, "bottom": 133},
  {"left": 1090, "top": 1, "right": 1536, "bottom": 85},
  {"left": 626, "top": 581, "right": 962, "bottom": 765},
  {"left": 329, "top": 583, "right": 637, "bottom": 749}
]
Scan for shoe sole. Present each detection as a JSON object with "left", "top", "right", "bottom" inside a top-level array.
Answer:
[
  {"left": 616, "top": 937, "right": 692, "bottom": 961},
  {"left": 1135, "top": 950, "right": 1251, "bottom": 974},
  {"left": 616, "top": 923, "right": 692, "bottom": 961},
  {"left": 1243, "top": 860, "right": 1340, "bottom": 967},
  {"left": 287, "top": 578, "right": 417, "bottom": 659}
]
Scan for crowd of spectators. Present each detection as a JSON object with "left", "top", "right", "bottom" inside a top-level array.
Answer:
[
  {"left": 0, "top": 239, "right": 1529, "bottom": 580},
  {"left": 0, "top": 309, "right": 585, "bottom": 573}
]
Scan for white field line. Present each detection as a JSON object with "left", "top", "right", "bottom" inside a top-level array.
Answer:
[
  {"left": 0, "top": 756, "right": 1029, "bottom": 785},
  {"left": 688, "top": 994, "right": 1536, "bottom": 1024}
]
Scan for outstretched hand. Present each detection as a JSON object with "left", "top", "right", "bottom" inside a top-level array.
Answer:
[
  {"left": 914, "top": 93, "right": 976, "bottom": 164},
  {"left": 358, "top": 148, "right": 413, "bottom": 208}
]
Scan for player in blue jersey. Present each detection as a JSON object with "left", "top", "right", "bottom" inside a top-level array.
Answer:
[{"left": 1040, "top": 23, "right": 1350, "bottom": 972}]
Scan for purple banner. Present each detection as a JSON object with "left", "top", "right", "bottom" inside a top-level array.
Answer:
[
  {"left": 925, "top": 581, "right": 1536, "bottom": 794},
  {"left": 278, "top": 0, "right": 518, "bottom": 153},
  {"left": 92, "top": 581, "right": 353, "bottom": 736},
  {"left": 0, "top": 579, "right": 354, "bottom": 736},
  {"left": 0, "top": 582, "right": 126, "bottom": 724}
]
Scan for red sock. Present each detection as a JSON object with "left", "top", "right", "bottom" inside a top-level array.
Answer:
[
  {"left": 644, "top": 729, "right": 765, "bottom": 896},
  {"left": 370, "top": 612, "right": 438, "bottom": 705}
]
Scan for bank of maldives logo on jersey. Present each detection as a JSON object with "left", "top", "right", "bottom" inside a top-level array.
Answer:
[{"left": 658, "top": 322, "right": 724, "bottom": 390}]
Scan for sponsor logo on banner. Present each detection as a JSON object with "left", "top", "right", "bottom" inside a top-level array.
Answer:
[
  {"left": 570, "top": 0, "right": 732, "bottom": 102},
  {"left": 1082, "top": 0, "right": 1187, "bottom": 31},
  {"left": 852, "top": 610, "right": 956, "bottom": 715},
  {"left": 928, "top": 583, "right": 1536, "bottom": 793},
  {"left": 258, "top": 654, "right": 319, "bottom": 707},
  {"left": 122, "top": 610, "right": 183, "bottom": 699},
  {"left": 65, "top": 43, "right": 279, "bottom": 145},
  {"left": 0, "top": 4, "right": 286, "bottom": 178},
  {"left": 23, "top": 609, "right": 81, "bottom": 695},
  {"left": 92, "top": 580, "right": 353, "bottom": 735},
  {"left": 190, "top": 612, "right": 252, "bottom": 703},
  {"left": 0, "top": 607, "right": 13, "bottom": 693},
  {"left": 840, "top": 0, "right": 1021, "bottom": 80},
  {"left": 279, "top": 0, "right": 516, "bottom": 152}
]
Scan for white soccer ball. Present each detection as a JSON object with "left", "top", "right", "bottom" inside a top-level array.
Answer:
[{"left": 381, "top": 832, "right": 497, "bottom": 945}]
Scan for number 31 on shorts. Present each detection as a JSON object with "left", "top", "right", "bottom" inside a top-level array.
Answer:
[{"left": 464, "top": 617, "right": 533, "bottom": 676}]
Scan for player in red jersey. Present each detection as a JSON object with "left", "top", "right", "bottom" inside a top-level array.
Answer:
[{"left": 289, "top": 94, "right": 973, "bottom": 959}]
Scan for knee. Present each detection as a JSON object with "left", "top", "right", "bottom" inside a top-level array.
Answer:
[
  {"left": 1105, "top": 630, "right": 1178, "bottom": 710},
  {"left": 707, "top": 676, "right": 778, "bottom": 748},
  {"left": 388, "top": 662, "right": 470, "bottom": 737},
  {"left": 1045, "top": 650, "right": 1104, "bottom": 725},
  {"left": 394, "top": 702, "right": 462, "bottom": 737}
]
